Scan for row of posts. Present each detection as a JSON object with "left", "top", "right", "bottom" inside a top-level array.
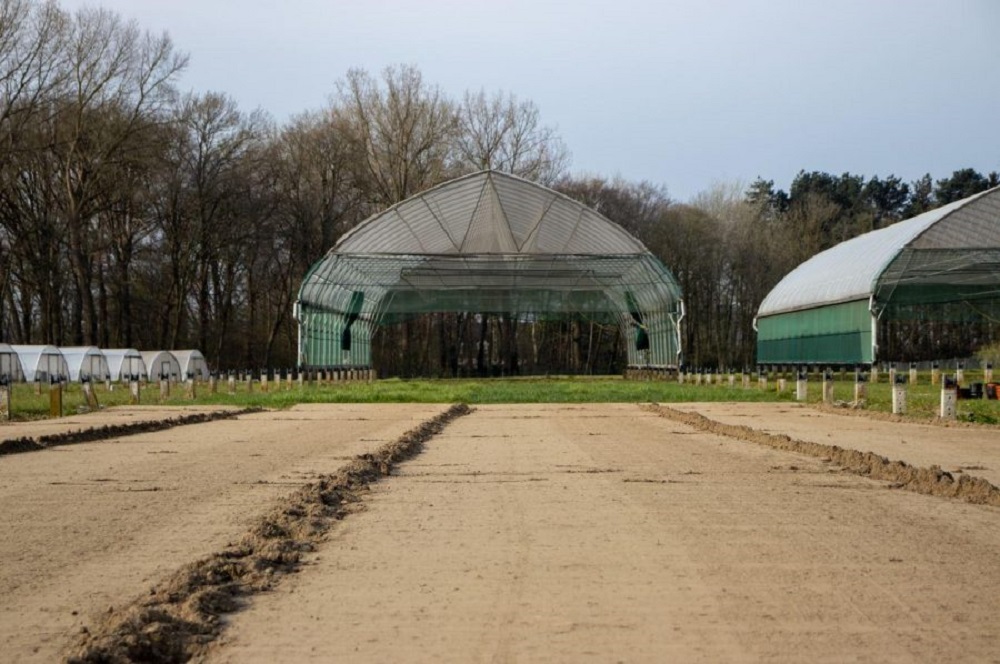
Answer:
[
  {"left": 0, "top": 367, "right": 376, "bottom": 421},
  {"left": 656, "top": 362, "right": 996, "bottom": 420}
]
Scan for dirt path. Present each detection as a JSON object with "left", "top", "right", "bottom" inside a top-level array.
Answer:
[
  {"left": 671, "top": 402, "right": 1000, "bottom": 485},
  {"left": 0, "top": 404, "right": 447, "bottom": 663},
  {"left": 207, "top": 404, "right": 1000, "bottom": 662}
]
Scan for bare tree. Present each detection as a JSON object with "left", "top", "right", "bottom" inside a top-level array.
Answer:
[
  {"left": 49, "top": 6, "right": 187, "bottom": 343},
  {"left": 455, "top": 89, "right": 569, "bottom": 184},
  {"left": 336, "top": 64, "right": 455, "bottom": 207}
]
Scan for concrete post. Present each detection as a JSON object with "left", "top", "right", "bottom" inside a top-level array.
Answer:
[
  {"left": 742, "top": 373, "right": 750, "bottom": 389},
  {"left": 853, "top": 370, "right": 867, "bottom": 406},
  {"left": 247, "top": 373, "right": 254, "bottom": 393},
  {"left": 82, "top": 381, "right": 98, "bottom": 410},
  {"left": 822, "top": 371, "right": 834, "bottom": 404},
  {"left": 777, "top": 378, "right": 787, "bottom": 393},
  {"left": 209, "top": 375, "right": 218, "bottom": 394},
  {"left": 892, "top": 377, "right": 907, "bottom": 415},
  {"left": 940, "top": 376, "right": 958, "bottom": 419},
  {"left": 931, "top": 363, "right": 940, "bottom": 386},
  {"left": 956, "top": 362, "right": 965, "bottom": 385},
  {"left": 871, "top": 365, "right": 879, "bottom": 384},
  {"left": 130, "top": 379, "right": 141, "bottom": 405},
  {"left": 228, "top": 374, "right": 236, "bottom": 395},
  {"left": 909, "top": 363, "right": 918, "bottom": 385},
  {"left": 796, "top": 371, "right": 807, "bottom": 402},
  {"left": 887, "top": 366, "right": 895, "bottom": 386},
  {"left": 758, "top": 370, "right": 767, "bottom": 391},
  {"left": 729, "top": 373, "right": 736, "bottom": 387},
  {"left": 985, "top": 363, "right": 994, "bottom": 385},
  {"left": 185, "top": 378, "right": 196, "bottom": 399},
  {"left": 260, "top": 373, "right": 268, "bottom": 393},
  {"left": 287, "top": 370, "right": 293, "bottom": 390},
  {"left": 160, "top": 379, "right": 169, "bottom": 399}
]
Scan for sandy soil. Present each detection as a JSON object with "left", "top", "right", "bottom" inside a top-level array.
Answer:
[
  {"left": 0, "top": 405, "right": 241, "bottom": 442},
  {"left": 671, "top": 402, "right": 1000, "bottom": 486},
  {"left": 207, "top": 404, "right": 1000, "bottom": 663},
  {"left": 0, "top": 404, "right": 447, "bottom": 663}
]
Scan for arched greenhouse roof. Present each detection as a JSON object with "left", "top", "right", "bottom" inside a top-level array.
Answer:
[
  {"left": 333, "top": 170, "right": 648, "bottom": 256},
  {"left": 758, "top": 186, "right": 1000, "bottom": 317},
  {"left": 296, "top": 171, "right": 685, "bottom": 370},
  {"left": 756, "top": 186, "right": 1000, "bottom": 365}
]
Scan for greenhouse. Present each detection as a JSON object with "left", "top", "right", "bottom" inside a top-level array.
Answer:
[
  {"left": 756, "top": 186, "right": 1000, "bottom": 365},
  {"left": 295, "top": 171, "right": 685, "bottom": 372},
  {"left": 60, "top": 347, "right": 110, "bottom": 382},
  {"left": 0, "top": 343, "right": 25, "bottom": 383},
  {"left": 11, "top": 345, "right": 69, "bottom": 382},
  {"left": 141, "top": 351, "right": 182, "bottom": 381},
  {"left": 103, "top": 349, "right": 147, "bottom": 381},
  {"left": 173, "top": 350, "right": 210, "bottom": 380}
]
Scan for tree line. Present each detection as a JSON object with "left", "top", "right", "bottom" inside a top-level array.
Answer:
[{"left": 0, "top": 0, "right": 996, "bottom": 374}]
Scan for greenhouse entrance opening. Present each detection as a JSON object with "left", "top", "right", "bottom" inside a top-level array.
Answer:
[{"left": 295, "top": 171, "right": 685, "bottom": 378}]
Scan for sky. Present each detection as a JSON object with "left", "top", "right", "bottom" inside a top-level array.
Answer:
[{"left": 59, "top": 0, "right": 1000, "bottom": 201}]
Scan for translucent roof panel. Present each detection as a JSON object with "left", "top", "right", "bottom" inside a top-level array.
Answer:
[
  {"left": 757, "top": 187, "right": 1000, "bottom": 317},
  {"left": 141, "top": 351, "right": 182, "bottom": 380},
  {"left": 11, "top": 345, "right": 69, "bottom": 382},
  {"left": 172, "top": 350, "right": 210, "bottom": 379},
  {"left": 334, "top": 171, "right": 647, "bottom": 256},
  {"left": 59, "top": 346, "right": 110, "bottom": 381},
  {"left": 0, "top": 343, "right": 25, "bottom": 382},
  {"left": 102, "top": 348, "right": 147, "bottom": 380}
]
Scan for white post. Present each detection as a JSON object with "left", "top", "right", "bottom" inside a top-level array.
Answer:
[
  {"left": 795, "top": 370, "right": 807, "bottom": 402},
  {"left": 853, "top": 369, "right": 867, "bottom": 406},
  {"left": 892, "top": 380, "right": 907, "bottom": 415},
  {"left": 940, "top": 377, "right": 957, "bottom": 419},
  {"left": 822, "top": 371, "right": 834, "bottom": 404}
]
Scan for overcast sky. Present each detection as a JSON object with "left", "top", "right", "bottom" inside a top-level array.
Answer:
[{"left": 59, "top": 0, "right": 999, "bottom": 200}]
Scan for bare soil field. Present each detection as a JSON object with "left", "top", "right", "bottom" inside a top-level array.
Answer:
[
  {"left": 671, "top": 402, "right": 1000, "bottom": 486},
  {"left": 0, "top": 404, "right": 447, "bottom": 662},
  {"left": 4, "top": 402, "right": 1000, "bottom": 662},
  {"left": 208, "top": 404, "right": 1000, "bottom": 663},
  {"left": 0, "top": 405, "right": 241, "bottom": 442}
]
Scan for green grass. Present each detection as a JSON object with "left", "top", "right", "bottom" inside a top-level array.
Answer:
[{"left": 3, "top": 372, "right": 999, "bottom": 424}]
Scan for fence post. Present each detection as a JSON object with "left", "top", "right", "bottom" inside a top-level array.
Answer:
[
  {"left": 822, "top": 369, "right": 834, "bottom": 404},
  {"left": 940, "top": 376, "right": 958, "bottom": 419},
  {"left": 796, "top": 369, "right": 807, "bottom": 402},
  {"left": 956, "top": 362, "right": 965, "bottom": 385},
  {"left": 50, "top": 378, "right": 63, "bottom": 417},
  {"left": 0, "top": 378, "right": 10, "bottom": 421},
  {"left": 892, "top": 374, "right": 908, "bottom": 415},
  {"left": 129, "top": 376, "right": 141, "bottom": 405},
  {"left": 853, "top": 368, "right": 867, "bottom": 406}
]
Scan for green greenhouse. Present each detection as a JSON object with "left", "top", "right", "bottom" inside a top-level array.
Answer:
[
  {"left": 756, "top": 186, "right": 1000, "bottom": 365},
  {"left": 295, "top": 171, "right": 685, "bottom": 372}
]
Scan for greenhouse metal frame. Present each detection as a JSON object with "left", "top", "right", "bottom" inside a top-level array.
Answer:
[
  {"left": 756, "top": 186, "right": 1000, "bottom": 365},
  {"left": 295, "top": 171, "right": 685, "bottom": 372}
]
